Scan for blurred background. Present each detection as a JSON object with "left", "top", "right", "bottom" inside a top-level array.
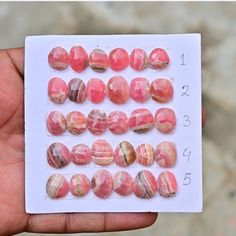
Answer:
[{"left": 0, "top": 1, "right": 235, "bottom": 236}]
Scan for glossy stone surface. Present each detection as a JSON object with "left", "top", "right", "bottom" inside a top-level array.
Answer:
[
  {"left": 47, "top": 142, "right": 71, "bottom": 168},
  {"left": 155, "top": 108, "right": 176, "bottom": 133},
  {"left": 48, "top": 77, "right": 68, "bottom": 104},
  {"left": 89, "top": 49, "right": 108, "bottom": 72},
  {"left": 155, "top": 141, "right": 177, "bottom": 168},
  {"left": 91, "top": 169, "right": 113, "bottom": 198},
  {"left": 157, "top": 171, "right": 177, "bottom": 197},
  {"left": 150, "top": 79, "right": 173, "bottom": 103},
  {"left": 107, "top": 76, "right": 129, "bottom": 104},
  {"left": 71, "top": 144, "right": 92, "bottom": 165},
  {"left": 136, "top": 143, "right": 154, "bottom": 166},
  {"left": 107, "top": 111, "right": 129, "bottom": 134},
  {"left": 46, "top": 174, "right": 69, "bottom": 199},
  {"left": 114, "top": 141, "right": 136, "bottom": 167},
  {"left": 130, "top": 77, "right": 150, "bottom": 103},
  {"left": 129, "top": 48, "right": 148, "bottom": 71},
  {"left": 68, "top": 78, "right": 87, "bottom": 103},
  {"left": 87, "top": 109, "right": 107, "bottom": 135},
  {"left": 66, "top": 111, "right": 87, "bottom": 135},
  {"left": 109, "top": 48, "right": 129, "bottom": 71},
  {"left": 70, "top": 173, "right": 90, "bottom": 197},
  {"left": 69, "top": 46, "right": 88, "bottom": 72},
  {"left": 87, "top": 78, "right": 106, "bottom": 103},
  {"left": 91, "top": 139, "right": 113, "bottom": 166},
  {"left": 148, "top": 48, "right": 169, "bottom": 69},
  {"left": 113, "top": 171, "right": 133, "bottom": 196},
  {"left": 133, "top": 170, "right": 157, "bottom": 199},
  {"left": 129, "top": 108, "right": 154, "bottom": 133},
  {"left": 48, "top": 47, "right": 69, "bottom": 70},
  {"left": 47, "top": 111, "right": 66, "bottom": 135}
]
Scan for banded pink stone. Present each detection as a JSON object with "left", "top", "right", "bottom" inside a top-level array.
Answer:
[
  {"left": 47, "top": 111, "right": 66, "bottom": 135},
  {"left": 66, "top": 111, "right": 87, "bottom": 135},
  {"left": 136, "top": 143, "right": 154, "bottom": 166},
  {"left": 148, "top": 48, "right": 169, "bottom": 70},
  {"left": 70, "top": 174, "right": 90, "bottom": 197},
  {"left": 129, "top": 48, "right": 148, "bottom": 71},
  {"left": 113, "top": 171, "right": 133, "bottom": 196},
  {"left": 107, "top": 111, "right": 129, "bottom": 134},
  {"left": 48, "top": 47, "right": 69, "bottom": 70},
  {"left": 71, "top": 144, "right": 92, "bottom": 165},
  {"left": 69, "top": 46, "right": 88, "bottom": 72},
  {"left": 109, "top": 48, "right": 129, "bottom": 71}
]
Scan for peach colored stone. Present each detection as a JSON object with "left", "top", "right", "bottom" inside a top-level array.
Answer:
[
  {"left": 66, "top": 111, "right": 87, "bottom": 135},
  {"left": 107, "top": 76, "right": 129, "bottom": 104},
  {"left": 129, "top": 48, "right": 148, "bottom": 71},
  {"left": 107, "top": 111, "right": 129, "bottom": 134},
  {"left": 48, "top": 47, "right": 69, "bottom": 70},
  {"left": 47, "top": 111, "right": 66, "bottom": 135},
  {"left": 68, "top": 78, "right": 87, "bottom": 103},
  {"left": 70, "top": 174, "right": 90, "bottom": 197},
  {"left": 155, "top": 108, "right": 176, "bottom": 133},
  {"left": 109, "top": 48, "right": 129, "bottom": 71},
  {"left": 69, "top": 46, "right": 88, "bottom": 72},
  {"left": 136, "top": 143, "right": 154, "bottom": 166},
  {"left": 130, "top": 77, "right": 150, "bottom": 103},
  {"left": 150, "top": 79, "right": 173, "bottom": 103},
  {"left": 87, "top": 78, "right": 106, "bottom": 103},
  {"left": 71, "top": 144, "right": 92, "bottom": 165},
  {"left": 113, "top": 171, "right": 133, "bottom": 196},
  {"left": 89, "top": 49, "right": 108, "bottom": 72},
  {"left": 149, "top": 48, "right": 169, "bottom": 69}
]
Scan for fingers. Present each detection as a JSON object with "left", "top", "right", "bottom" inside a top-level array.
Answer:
[
  {"left": 202, "top": 107, "right": 207, "bottom": 128},
  {"left": 26, "top": 212, "right": 157, "bottom": 233}
]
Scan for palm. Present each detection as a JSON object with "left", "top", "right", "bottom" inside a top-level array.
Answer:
[{"left": 0, "top": 48, "right": 157, "bottom": 235}]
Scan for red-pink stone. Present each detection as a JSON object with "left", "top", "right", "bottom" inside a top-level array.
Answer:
[
  {"left": 87, "top": 109, "right": 107, "bottom": 135},
  {"left": 157, "top": 171, "right": 177, "bottom": 197},
  {"left": 109, "top": 48, "right": 129, "bottom": 71},
  {"left": 129, "top": 108, "right": 154, "bottom": 133},
  {"left": 114, "top": 141, "right": 136, "bottom": 167},
  {"left": 46, "top": 174, "right": 69, "bottom": 199},
  {"left": 107, "top": 76, "right": 129, "bottom": 104},
  {"left": 155, "top": 141, "right": 177, "bottom": 168},
  {"left": 68, "top": 78, "right": 87, "bottom": 103},
  {"left": 66, "top": 111, "right": 87, "bottom": 135},
  {"left": 133, "top": 170, "right": 157, "bottom": 199},
  {"left": 129, "top": 48, "right": 148, "bottom": 71},
  {"left": 48, "top": 77, "right": 68, "bottom": 104},
  {"left": 136, "top": 143, "right": 154, "bottom": 166},
  {"left": 107, "top": 111, "right": 129, "bottom": 134},
  {"left": 149, "top": 48, "right": 169, "bottom": 70},
  {"left": 71, "top": 144, "right": 92, "bottom": 165},
  {"left": 91, "top": 139, "right": 113, "bottom": 166},
  {"left": 91, "top": 169, "right": 113, "bottom": 198},
  {"left": 47, "top": 142, "right": 71, "bottom": 169},
  {"left": 113, "top": 171, "right": 133, "bottom": 196},
  {"left": 150, "top": 79, "right": 173, "bottom": 103},
  {"left": 87, "top": 78, "right": 106, "bottom": 103},
  {"left": 155, "top": 108, "right": 176, "bottom": 133},
  {"left": 130, "top": 77, "right": 150, "bottom": 103},
  {"left": 47, "top": 111, "right": 66, "bottom": 135},
  {"left": 70, "top": 173, "right": 90, "bottom": 197},
  {"left": 48, "top": 47, "right": 69, "bottom": 70},
  {"left": 89, "top": 49, "right": 108, "bottom": 72},
  {"left": 69, "top": 46, "right": 88, "bottom": 72}
]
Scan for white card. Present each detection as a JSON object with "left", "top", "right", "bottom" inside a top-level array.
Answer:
[{"left": 25, "top": 34, "right": 202, "bottom": 213}]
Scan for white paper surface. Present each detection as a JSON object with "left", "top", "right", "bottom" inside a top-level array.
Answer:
[{"left": 25, "top": 34, "right": 202, "bottom": 213}]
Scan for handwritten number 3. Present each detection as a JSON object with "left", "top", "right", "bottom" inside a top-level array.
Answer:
[{"left": 184, "top": 115, "right": 191, "bottom": 127}]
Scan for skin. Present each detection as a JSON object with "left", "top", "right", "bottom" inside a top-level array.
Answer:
[{"left": 0, "top": 48, "right": 206, "bottom": 235}]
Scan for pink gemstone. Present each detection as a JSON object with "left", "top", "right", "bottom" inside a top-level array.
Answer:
[
  {"left": 91, "top": 139, "right": 113, "bottom": 166},
  {"left": 157, "top": 171, "right": 177, "bottom": 197},
  {"left": 150, "top": 79, "right": 173, "bottom": 103},
  {"left": 155, "top": 141, "right": 177, "bottom": 168},
  {"left": 107, "top": 76, "right": 129, "bottom": 104},
  {"left": 87, "top": 109, "right": 107, "bottom": 135},
  {"left": 66, "top": 111, "right": 87, "bottom": 135},
  {"left": 68, "top": 78, "right": 87, "bottom": 103},
  {"left": 109, "top": 48, "right": 129, "bottom": 71},
  {"left": 136, "top": 143, "right": 154, "bottom": 166},
  {"left": 70, "top": 173, "right": 90, "bottom": 197},
  {"left": 87, "top": 78, "right": 106, "bottom": 103},
  {"left": 46, "top": 174, "right": 69, "bottom": 199},
  {"left": 69, "top": 46, "right": 88, "bottom": 72},
  {"left": 133, "top": 170, "right": 157, "bottom": 199},
  {"left": 129, "top": 108, "right": 154, "bottom": 133},
  {"left": 149, "top": 48, "right": 169, "bottom": 70},
  {"left": 91, "top": 169, "right": 113, "bottom": 198},
  {"left": 48, "top": 77, "right": 68, "bottom": 104},
  {"left": 48, "top": 47, "right": 69, "bottom": 70},
  {"left": 130, "top": 77, "right": 150, "bottom": 103},
  {"left": 155, "top": 108, "right": 176, "bottom": 133},
  {"left": 47, "top": 111, "right": 66, "bottom": 135},
  {"left": 89, "top": 49, "right": 108, "bottom": 72},
  {"left": 113, "top": 171, "right": 133, "bottom": 196},
  {"left": 47, "top": 142, "right": 71, "bottom": 168},
  {"left": 129, "top": 48, "right": 148, "bottom": 71},
  {"left": 71, "top": 144, "right": 92, "bottom": 165},
  {"left": 114, "top": 141, "right": 136, "bottom": 167},
  {"left": 107, "top": 111, "right": 129, "bottom": 134}
]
